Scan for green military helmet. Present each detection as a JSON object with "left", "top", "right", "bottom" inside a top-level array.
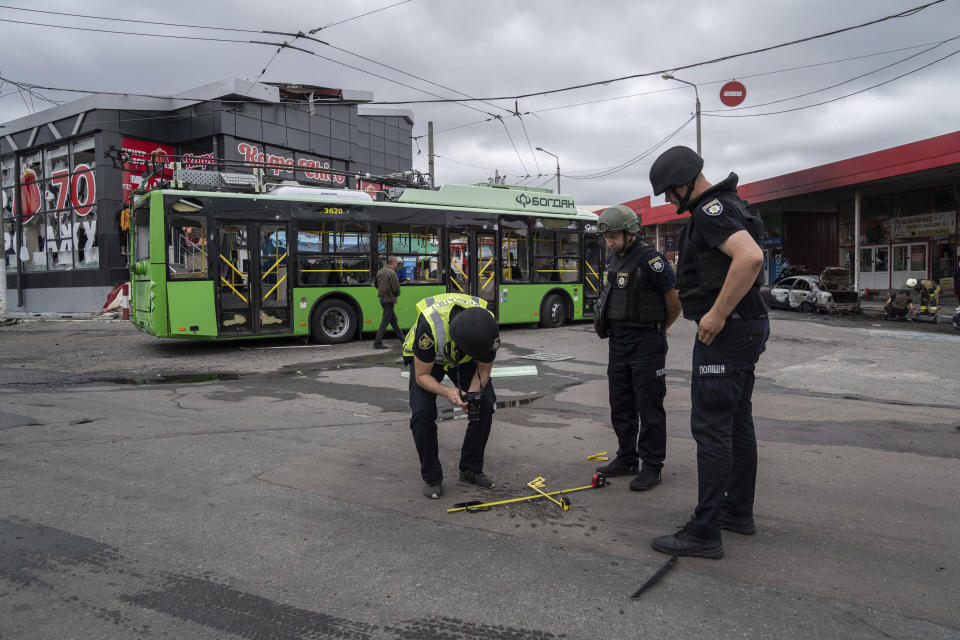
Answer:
[{"left": 597, "top": 204, "right": 641, "bottom": 234}]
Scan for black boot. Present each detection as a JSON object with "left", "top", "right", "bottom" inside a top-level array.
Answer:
[
  {"left": 651, "top": 524, "right": 724, "bottom": 559},
  {"left": 629, "top": 466, "right": 662, "bottom": 491},
  {"left": 595, "top": 457, "right": 638, "bottom": 477}
]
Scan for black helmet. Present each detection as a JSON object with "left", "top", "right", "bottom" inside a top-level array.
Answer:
[
  {"left": 649, "top": 146, "right": 704, "bottom": 196},
  {"left": 450, "top": 306, "right": 500, "bottom": 360},
  {"left": 597, "top": 204, "right": 641, "bottom": 234}
]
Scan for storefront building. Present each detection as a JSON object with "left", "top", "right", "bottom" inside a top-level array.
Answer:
[
  {"left": 633, "top": 131, "right": 960, "bottom": 294},
  {"left": 1, "top": 79, "right": 414, "bottom": 313}
]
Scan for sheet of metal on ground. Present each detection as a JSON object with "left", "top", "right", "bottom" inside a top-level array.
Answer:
[
  {"left": 401, "top": 365, "right": 538, "bottom": 378},
  {"left": 521, "top": 352, "right": 575, "bottom": 361}
]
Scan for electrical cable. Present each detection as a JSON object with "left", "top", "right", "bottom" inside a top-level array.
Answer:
[
  {"left": 517, "top": 114, "right": 542, "bottom": 175},
  {"left": 366, "top": 0, "right": 947, "bottom": 104},
  {"left": 702, "top": 34, "right": 960, "bottom": 113},
  {"left": 308, "top": 0, "right": 412, "bottom": 33},
  {"left": 704, "top": 45, "right": 960, "bottom": 118},
  {"left": 563, "top": 115, "right": 695, "bottom": 180},
  {"left": 0, "top": 1, "right": 411, "bottom": 35},
  {"left": 493, "top": 116, "right": 529, "bottom": 176}
]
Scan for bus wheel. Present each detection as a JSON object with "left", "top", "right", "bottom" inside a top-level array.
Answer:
[
  {"left": 311, "top": 299, "right": 357, "bottom": 344},
  {"left": 540, "top": 293, "right": 567, "bottom": 328}
]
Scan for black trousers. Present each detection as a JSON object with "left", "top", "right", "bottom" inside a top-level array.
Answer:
[
  {"left": 688, "top": 317, "right": 769, "bottom": 540},
  {"left": 374, "top": 301, "right": 403, "bottom": 344},
  {"left": 884, "top": 304, "right": 907, "bottom": 317},
  {"left": 408, "top": 360, "right": 496, "bottom": 484},
  {"left": 607, "top": 327, "right": 667, "bottom": 470}
]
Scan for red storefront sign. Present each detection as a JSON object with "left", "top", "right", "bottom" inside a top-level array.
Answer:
[{"left": 121, "top": 138, "right": 175, "bottom": 204}]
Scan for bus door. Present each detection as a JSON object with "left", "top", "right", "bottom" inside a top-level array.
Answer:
[
  {"left": 257, "top": 223, "right": 291, "bottom": 333},
  {"left": 583, "top": 232, "right": 604, "bottom": 316},
  {"left": 217, "top": 222, "right": 253, "bottom": 334},
  {"left": 216, "top": 222, "right": 292, "bottom": 335},
  {"left": 446, "top": 229, "right": 498, "bottom": 317}
]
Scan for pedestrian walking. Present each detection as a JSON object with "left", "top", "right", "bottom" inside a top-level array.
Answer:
[{"left": 373, "top": 255, "right": 404, "bottom": 349}]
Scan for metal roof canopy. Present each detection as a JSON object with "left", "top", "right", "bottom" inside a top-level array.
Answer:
[{"left": 638, "top": 130, "right": 960, "bottom": 224}]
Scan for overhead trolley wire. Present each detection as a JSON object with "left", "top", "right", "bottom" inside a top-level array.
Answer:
[
  {"left": 0, "top": 1, "right": 411, "bottom": 35},
  {"left": 702, "top": 34, "right": 960, "bottom": 113},
  {"left": 367, "top": 0, "right": 947, "bottom": 104},
  {"left": 563, "top": 115, "right": 696, "bottom": 180},
  {"left": 704, "top": 45, "right": 960, "bottom": 118}
]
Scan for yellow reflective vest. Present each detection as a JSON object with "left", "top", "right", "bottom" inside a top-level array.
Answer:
[{"left": 402, "top": 293, "right": 488, "bottom": 369}]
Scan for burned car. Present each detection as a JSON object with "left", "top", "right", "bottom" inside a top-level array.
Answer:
[{"left": 761, "top": 267, "right": 860, "bottom": 314}]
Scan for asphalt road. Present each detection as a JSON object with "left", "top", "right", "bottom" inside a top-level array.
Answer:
[{"left": 1, "top": 310, "right": 958, "bottom": 639}]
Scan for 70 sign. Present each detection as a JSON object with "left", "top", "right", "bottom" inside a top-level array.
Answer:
[{"left": 48, "top": 163, "right": 97, "bottom": 217}]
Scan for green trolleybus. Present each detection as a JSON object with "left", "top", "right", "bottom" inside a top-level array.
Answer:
[{"left": 129, "top": 173, "right": 604, "bottom": 343}]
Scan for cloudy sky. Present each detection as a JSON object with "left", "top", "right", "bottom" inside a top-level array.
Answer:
[{"left": 1, "top": 0, "right": 958, "bottom": 206}]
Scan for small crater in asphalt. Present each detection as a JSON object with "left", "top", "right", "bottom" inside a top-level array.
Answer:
[{"left": 109, "top": 373, "right": 241, "bottom": 385}]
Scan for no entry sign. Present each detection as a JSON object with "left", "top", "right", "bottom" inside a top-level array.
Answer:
[{"left": 720, "top": 81, "right": 746, "bottom": 107}]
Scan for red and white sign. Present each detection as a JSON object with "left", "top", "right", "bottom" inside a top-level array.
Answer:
[
  {"left": 236, "top": 142, "right": 346, "bottom": 185},
  {"left": 16, "top": 163, "right": 96, "bottom": 223},
  {"left": 122, "top": 138, "right": 175, "bottom": 204},
  {"left": 358, "top": 180, "right": 384, "bottom": 194},
  {"left": 720, "top": 81, "right": 747, "bottom": 107}
]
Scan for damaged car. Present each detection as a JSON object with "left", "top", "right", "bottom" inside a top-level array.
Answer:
[{"left": 761, "top": 267, "right": 861, "bottom": 314}]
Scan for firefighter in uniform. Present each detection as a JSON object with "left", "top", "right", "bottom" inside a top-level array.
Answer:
[
  {"left": 906, "top": 277, "right": 940, "bottom": 316},
  {"left": 647, "top": 146, "right": 770, "bottom": 559},
  {"left": 593, "top": 205, "right": 681, "bottom": 491},
  {"left": 884, "top": 288, "right": 914, "bottom": 319},
  {"left": 402, "top": 293, "right": 500, "bottom": 499}
]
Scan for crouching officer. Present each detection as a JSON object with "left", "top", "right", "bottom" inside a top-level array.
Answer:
[
  {"left": 402, "top": 293, "right": 500, "bottom": 499},
  {"left": 647, "top": 146, "right": 770, "bottom": 559},
  {"left": 593, "top": 205, "right": 681, "bottom": 491},
  {"left": 884, "top": 287, "right": 914, "bottom": 319}
]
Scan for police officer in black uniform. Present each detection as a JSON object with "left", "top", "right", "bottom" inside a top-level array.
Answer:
[
  {"left": 647, "top": 146, "right": 770, "bottom": 559},
  {"left": 593, "top": 205, "right": 681, "bottom": 491}
]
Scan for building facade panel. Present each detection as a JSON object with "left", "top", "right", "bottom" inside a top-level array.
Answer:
[{"left": 2, "top": 80, "right": 415, "bottom": 313}]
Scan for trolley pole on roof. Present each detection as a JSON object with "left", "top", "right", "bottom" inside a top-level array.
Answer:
[{"left": 427, "top": 121, "right": 435, "bottom": 187}]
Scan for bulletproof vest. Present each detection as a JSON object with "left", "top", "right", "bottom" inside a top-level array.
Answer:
[
  {"left": 401, "top": 293, "right": 487, "bottom": 368},
  {"left": 676, "top": 196, "right": 764, "bottom": 317},
  {"left": 603, "top": 239, "right": 667, "bottom": 325},
  {"left": 891, "top": 290, "right": 910, "bottom": 310}
]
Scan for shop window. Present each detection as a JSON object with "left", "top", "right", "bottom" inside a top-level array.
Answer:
[
  {"left": 167, "top": 215, "right": 208, "bottom": 279},
  {"left": 298, "top": 222, "right": 370, "bottom": 285},
  {"left": 376, "top": 223, "right": 440, "bottom": 283},
  {"left": 910, "top": 244, "right": 926, "bottom": 271},
  {"left": 1, "top": 157, "right": 15, "bottom": 269},
  {"left": 893, "top": 245, "right": 909, "bottom": 271},
  {"left": 3, "top": 216, "right": 16, "bottom": 271}
]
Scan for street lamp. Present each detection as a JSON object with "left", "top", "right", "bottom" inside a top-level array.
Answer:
[
  {"left": 535, "top": 146, "right": 560, "bottom": 194},
  {"left": 662, "top": 73, "right": 701, "bottom": 156}
]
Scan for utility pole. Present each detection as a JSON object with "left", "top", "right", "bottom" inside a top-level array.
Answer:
[
  {"left": 535, "top": 147, "right": 560, "bottom": 194},
  {"left": 662, "top": 74, "right": 701, "bottom": 156},
  {"left": 427, "top": 121, "right": 435, "bottom": 188},
  {"left": 0, "top": 240, "right": 6, "bottom": 315}
]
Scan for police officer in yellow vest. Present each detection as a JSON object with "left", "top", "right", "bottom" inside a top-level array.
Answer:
[{"left": 402, "top": 293, "right": 500, "bottom": 499}]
